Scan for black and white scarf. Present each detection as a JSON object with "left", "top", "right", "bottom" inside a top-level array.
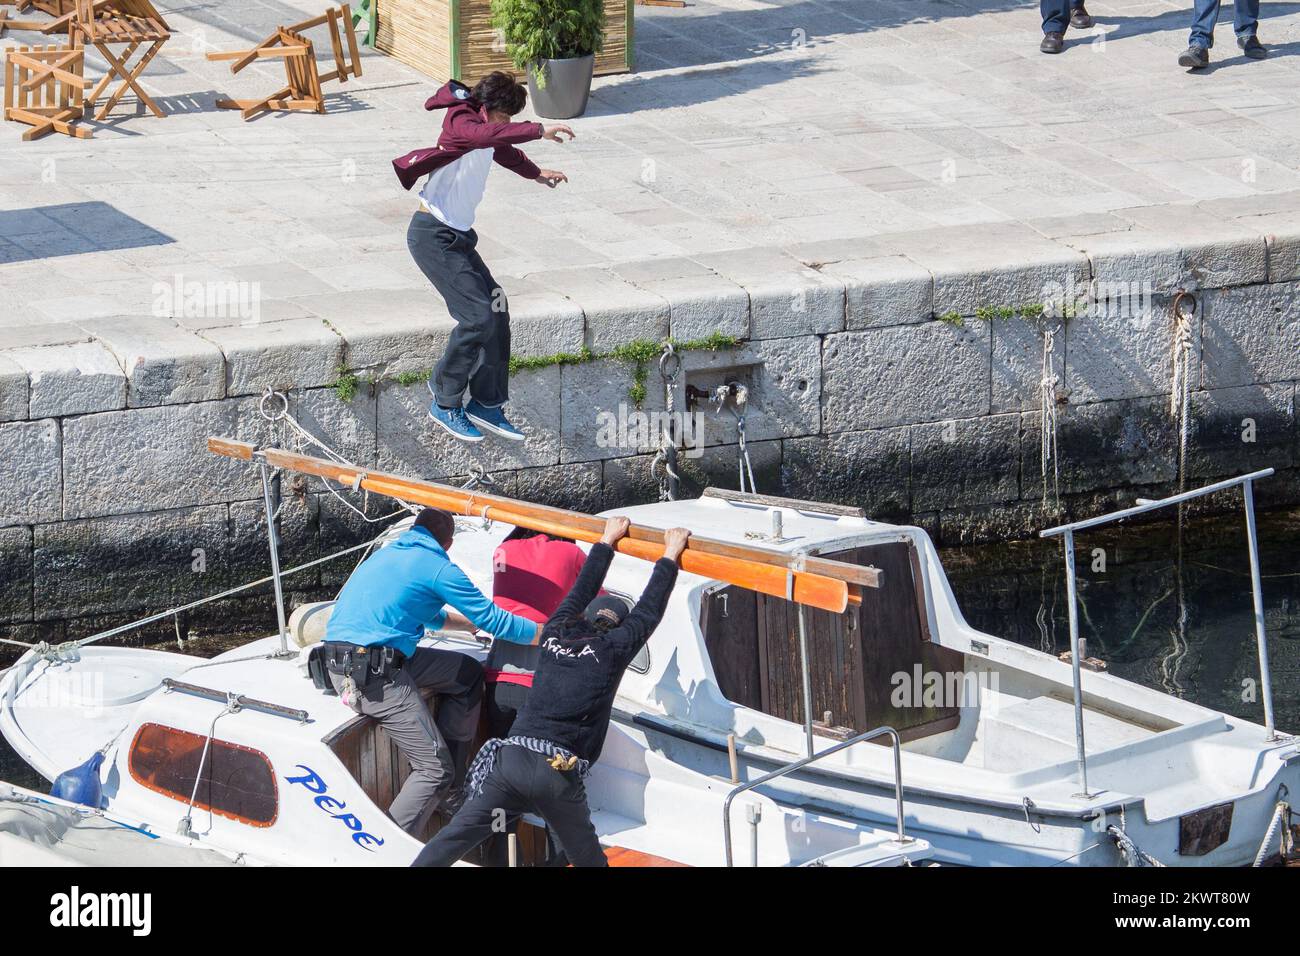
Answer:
[{"left": 465, "top": 736, "right": 591, "bottom": 798}]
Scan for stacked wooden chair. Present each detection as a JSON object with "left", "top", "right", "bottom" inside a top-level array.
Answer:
[
  {"left": 67, "top": 0, "right": 170, "bottom": 119},
  {"left": 206, "top": 4, "right": 362, "bottom": 120},
  {"left": 10, "top": 0, "right": 76, "bottom": 15},
  {"left": 0, "top": 2, "right": 58, "bottom": 36},
  {"left": 3, "top": 43, "right": 91, "bottom": 139},
  {"left": 1, "top": 0, "right": 75, "bottom": 31}
]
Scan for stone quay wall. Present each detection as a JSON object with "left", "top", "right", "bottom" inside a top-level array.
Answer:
[{"left": 3, "top": 202, "right": 1299, "bottom": 638}]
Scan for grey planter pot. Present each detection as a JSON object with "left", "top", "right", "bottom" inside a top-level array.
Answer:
[{"left": 527, "top": 53, "right": 595, "bottom": 119}]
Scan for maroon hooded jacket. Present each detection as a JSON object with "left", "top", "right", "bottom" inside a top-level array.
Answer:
[{"left": 392, "top": 80, "right": 545, "bottom": 192}]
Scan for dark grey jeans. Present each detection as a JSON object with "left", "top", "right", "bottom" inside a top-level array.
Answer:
[
  {"left": 411, "top": 745, "right": 607, "bottom": 867},
  {"left": 407, "top": 210, "right": 511, "bottom": 409},
  {"left": 329, "top": 646, "right": 483, "bottom": 834}
]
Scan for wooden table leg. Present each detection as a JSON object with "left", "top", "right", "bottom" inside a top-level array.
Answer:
[{"left": 95, "top": 39, "right": 165, "bottom": 119}]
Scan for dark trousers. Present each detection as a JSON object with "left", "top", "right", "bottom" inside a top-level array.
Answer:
[
  {"left": 1041, "top": 0, "right": 1071, "bottom": 32},
  {"left": 407, "top": 210, "right": 511, "bottom": 409},
  {"left": 329, "top": 646, "right": 483, "bottom": 834},
  {"left": 1190, "top": 0, "right": 1259, "bottom": 47},
  {"left": 411, "top": 745, "right": 607, "bottom": 867},
  {"left": 485, "top": 679, "right": 529, "bottom": 739}
]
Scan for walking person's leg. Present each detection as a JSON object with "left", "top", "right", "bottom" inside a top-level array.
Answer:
[
  {"left": 1234, "top": 0, "right": 1260, "bottom": 35},
  {"left": 1180, "top": 0, "right": 1220, "bottom": 67},
  {"left": 1069, "top": 0, "right": 1092, "bottom": 30},
  {"left": 1040, "top": 0, "right": 1071, "bottom": 53},
  {"left": 1189, "top": 0, "right": 1222, "bottom": 49},
  {"left": 1234, "top": 0, "right": 1265, "bottom": 58}
]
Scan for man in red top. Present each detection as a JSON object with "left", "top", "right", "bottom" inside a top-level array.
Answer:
[{"left": 485, "top": 527, "right": 589, "bottom": 738}]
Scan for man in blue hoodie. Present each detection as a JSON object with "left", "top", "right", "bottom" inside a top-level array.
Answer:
[{"left": 323, "top": 508, "right": 538, "bottom": 834}]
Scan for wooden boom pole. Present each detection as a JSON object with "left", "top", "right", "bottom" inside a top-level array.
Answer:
[{"left": 208, "top": 437, "right": 872, "bottom": 614}]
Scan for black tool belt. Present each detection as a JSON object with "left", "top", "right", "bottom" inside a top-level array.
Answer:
[{"left": 321, "top": 642, "right": 406, "bottom": 691}]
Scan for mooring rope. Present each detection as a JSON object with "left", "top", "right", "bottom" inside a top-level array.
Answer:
[
  {"left": 0, "top": 535, "right": 390, "bottom": 664},
  {"left": 651, "top": 344, "right": 682, "bottom": 502},
  {"left": 710, "top": 382, "right": 756, "bottom": 495},
  {"left": 1169, "top": 293, "right": 1195, "bottom": 496},
  {"left": 1039, "top": 325, "right": 1062, "bottom": 510},
  {"left": 1154, "top": 293, "right": 1196, "bottom": 697},
  {"left": 1108, "top": 824, "right": 1165, "bottom": 867},
  {"left": 259, "top": 387, "right": 416, "bottom": 524},
  {"left": 1252, "top": 801, "right": 1293, "bottom": 867}
]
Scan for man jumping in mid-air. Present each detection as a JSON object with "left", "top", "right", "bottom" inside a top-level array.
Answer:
[{"left": 393, "top": 72, "right": 573, "bottom": 444}]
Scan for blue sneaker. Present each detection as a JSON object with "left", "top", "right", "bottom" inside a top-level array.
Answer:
[
  {"left": 465, "top": 400, "right": 525, "bottom": 441},
  {"left": 428, "top": 402, "right": 484, "bottom": 442}
]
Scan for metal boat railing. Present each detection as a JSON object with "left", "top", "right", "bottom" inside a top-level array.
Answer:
[
  {"left": 1040, "top": 468, "right": 1280, "bottom": 798},
  {"left": 722, "top": 724, "right": 909, "bottom": 866}
]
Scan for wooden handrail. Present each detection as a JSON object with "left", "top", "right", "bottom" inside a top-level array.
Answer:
[{"left": 208, "top": 437, "right": 872, "bottom": 613}]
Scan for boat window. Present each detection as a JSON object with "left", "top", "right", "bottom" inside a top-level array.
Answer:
[
  {"left": 128, "top": 723, "right": 278, "bottom": 827},
  {"left": 628, "top": 645, "right": 650, "bottom": 675}
]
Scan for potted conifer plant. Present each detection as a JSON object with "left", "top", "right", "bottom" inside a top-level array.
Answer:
[{"left": 490, "top": 0, "right": 605, "bottom": 119}]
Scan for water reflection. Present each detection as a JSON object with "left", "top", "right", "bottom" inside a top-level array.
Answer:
[{"left": 942, "top": 507, "right": 1300, "bottom": 734}]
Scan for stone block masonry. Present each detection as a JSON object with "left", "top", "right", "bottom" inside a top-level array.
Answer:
[{"left": 3, "top": 207, "right": 1299, "bottom": 633}]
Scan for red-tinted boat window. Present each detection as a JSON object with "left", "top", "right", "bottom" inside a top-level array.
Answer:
[{"left": 128, "top": 722, "right": 278, "bottom": 827}]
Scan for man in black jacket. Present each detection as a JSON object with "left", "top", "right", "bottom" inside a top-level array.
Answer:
[{"left": 412, "top": 516, "right": 690, "bottom": 867}]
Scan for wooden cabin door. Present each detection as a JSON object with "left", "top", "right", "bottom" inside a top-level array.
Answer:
[{"left": 702, "top": 540, "right": 964, "bottom": 740}]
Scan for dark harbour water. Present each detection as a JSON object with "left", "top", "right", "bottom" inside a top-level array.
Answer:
[
  {"left": 3, "top": 507, "right": 1298, "bottom": 795},
  {"left": 942, "top": 506, "right": 1300, "bottom": 735}
]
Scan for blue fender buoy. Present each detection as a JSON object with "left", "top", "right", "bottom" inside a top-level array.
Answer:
[{"left": 50, "top": 751, "right": 104, "bottom": 808}]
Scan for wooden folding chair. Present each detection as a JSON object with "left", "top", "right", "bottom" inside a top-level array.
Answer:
[
  {"left": 0, "top": 1, "right": 62, "bottom": 34},
  {"left": 3, "top": 44, "right": 91, "bottom": 140},
  {"left": 3, "top": 0, "right": 91, "bottom": 34},
  {"left": 207, "top": 4, "right": 362, "bottom": 120},
  {"left": 68, "top": 0, "right": 170, "bottom": 119}
]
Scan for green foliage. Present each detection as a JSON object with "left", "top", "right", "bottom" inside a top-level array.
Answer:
[
  {"left": 393, "top": 369, "right": 425, "bottom": 387},
  {"left": 963, "top": 302, "right": 1053, "bottom": 326},
  {"left": 608, "top": 338, "right": 664, "bottom": 366},
  {"left": 938, "top": 310, "right": 965, "bottom": 327},
  {"left": 355, "top": 335, "right": 743, "bottom": 410},
  {"left": 628, "top": 365, "right": 648, "bottom": 408},
  {"left": 509, "top": 345, "right": 594, "bottom": 375},
  {"left": 490, "top": 0, "right": 605, "bottom": 82},
  {"left": 331, "top": 366, "right": 360, "bottom": 403},
  {"left": 672, "top": 331, "right": 743, "bottom": 352}
]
